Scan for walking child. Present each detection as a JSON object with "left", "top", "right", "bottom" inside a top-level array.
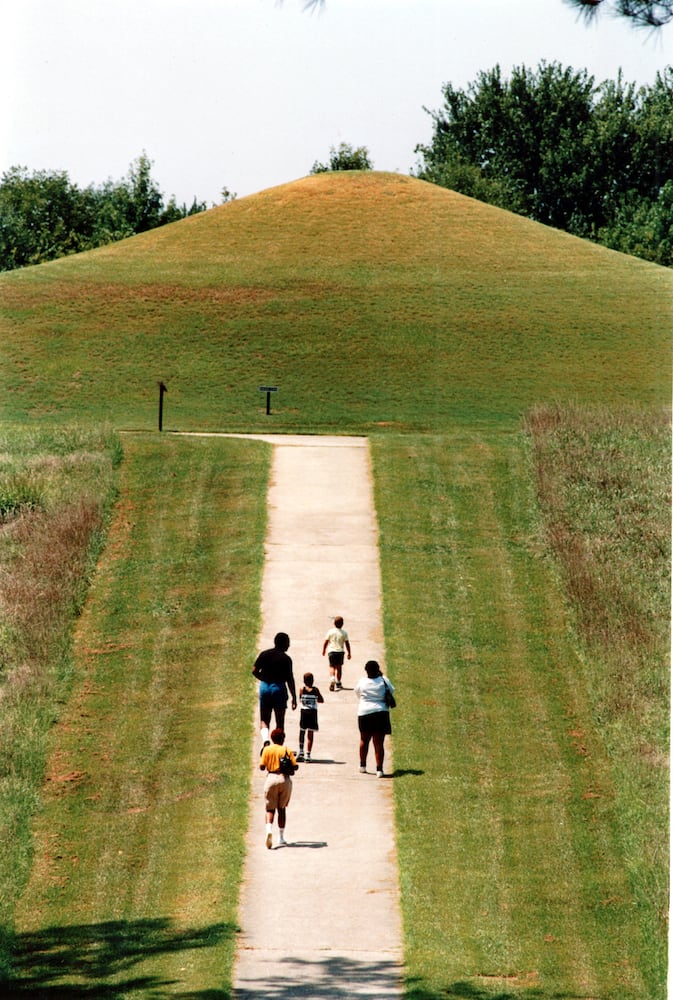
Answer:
[
  {"left": 297, "top": 672, "right": 324, "bottom": 762},
  {"left": 322, "top": 616, "right": 351, "bottom": 690}
]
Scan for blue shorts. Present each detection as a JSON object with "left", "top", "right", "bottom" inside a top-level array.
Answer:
[{"left": 259, "top": 681, "right": 287, "bottom": 719}]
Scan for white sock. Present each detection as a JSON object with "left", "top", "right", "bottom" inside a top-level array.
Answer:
[
  {"left": 266, "top": 822, "right": 273, "bottom": 834},
  {"left": 261, "top": 727, "right": 270, "bottom": 744},
  {"left": 279, "top": 830, "right": 286, "bottom": 842}
]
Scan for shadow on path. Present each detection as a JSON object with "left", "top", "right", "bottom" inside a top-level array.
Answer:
[
  {"left": 278, "top": 841, "right": 329, "bottom": 849},
  {"left": 2, "top": 918, "right": 235, "bottom": 999},
  {"left": 234, "top": 953, "right": 402, "bottom": 999}
]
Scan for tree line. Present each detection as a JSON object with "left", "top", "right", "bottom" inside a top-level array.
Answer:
[
  {"left": 2, "top": 61, "right": 672, "bottom": 271},
  {"left": 415, "top": 63, "right": 673, "bottom": 267},
  {"left": 0, "top": 153, "right": 207, "bottom": 272}
]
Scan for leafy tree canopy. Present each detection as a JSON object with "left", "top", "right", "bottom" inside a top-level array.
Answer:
[
  {"left": 415, "top": 63, "right": 673, "bottom": 266},
  {"left": 0, "top": 153, "right": 207, "bottom": 272},
  {"left": 310, "top": 142, "right": 373, "bottom": 174}
]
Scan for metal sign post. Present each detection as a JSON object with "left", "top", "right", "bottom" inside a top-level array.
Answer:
[
  {"left": 158, "top": 381, "right": 168, "bottom": 431},
  {"left": 258, "top": 385, "right": 278, "bottom": 415}
]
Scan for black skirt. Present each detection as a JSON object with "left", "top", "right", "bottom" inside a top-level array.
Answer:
[{"left": 358, "top": 710, "right": 391, "bottom": 736}]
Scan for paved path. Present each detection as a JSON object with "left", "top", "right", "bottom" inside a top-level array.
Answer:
[{"left": 232, "top": 435, "right": 403, "bottom": 1000}]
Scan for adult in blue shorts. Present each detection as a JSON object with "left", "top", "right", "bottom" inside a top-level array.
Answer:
[{"left": 252, "top": 632, "right": 297, "bottom": 752}]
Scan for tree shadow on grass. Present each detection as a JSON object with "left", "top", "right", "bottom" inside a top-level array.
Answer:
[
  {"left": 405, "top": 977, "right": 602, "bottom": 999},
  {"left": 2, "top": 918, "right": 235, "bottom": 998}
]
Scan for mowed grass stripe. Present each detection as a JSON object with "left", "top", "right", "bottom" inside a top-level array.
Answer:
[
  {"left": 373, "top": 433, "right": 645, "bottom": 999},
  {"left": 11, "top": 434, "right": 269, "bottom": 995}
]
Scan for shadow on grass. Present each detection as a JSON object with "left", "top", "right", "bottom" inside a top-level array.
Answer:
[
  {"left": 1, "top": 918, "right": 235, "bottom": 998},
  {"left": 405, "top": 977, "right": 600, "bottom": 999}
]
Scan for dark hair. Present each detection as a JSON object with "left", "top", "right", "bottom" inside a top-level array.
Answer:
[
  {"left": 274, "top": 632, "right": 290, "bottom": 651},
  {"left": 365, "top": 660, "right": 381, "bottom": 678},
  {"left": 270, "top": 728, "right": 285, "bottom": 744},
  {"left": 303, "top": 672, "right": 314, "bottom": 686}
]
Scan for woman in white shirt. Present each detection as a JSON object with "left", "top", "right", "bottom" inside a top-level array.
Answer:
[{"left": 354, "top": 660, "right": 395, "bottom": 778}]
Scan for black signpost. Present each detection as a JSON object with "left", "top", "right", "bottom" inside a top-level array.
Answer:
[
  {"left": 259, "top": 385, "right": 278, "bottom": 415},
  {"left": 158, "top": 381, "right": 168, "bottom": 431}
]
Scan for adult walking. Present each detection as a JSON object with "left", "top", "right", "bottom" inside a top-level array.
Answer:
[
  {"left": 252, "top": 631, "right": 297, "bottom": 750},
  {"left": 354, "top": 659, "right": 395, "bottom": 778}
]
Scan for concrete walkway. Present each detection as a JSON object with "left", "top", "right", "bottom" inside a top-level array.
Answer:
[{"left": 232, "top": 435, "right": 403, "bottom": 999}]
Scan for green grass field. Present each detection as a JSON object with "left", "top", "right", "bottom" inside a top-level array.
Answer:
[
  {"left": 0, "top": 172, "right": 669, "bottom": 431},
  {"left": 373, "top": 419, "right": 669, "bottom": 999},
  {"left": 7, "top": 433, "right": 269, "bottom": 996},
  {"left": 0, "top": 172, "right": 669, "bottom": 998}
]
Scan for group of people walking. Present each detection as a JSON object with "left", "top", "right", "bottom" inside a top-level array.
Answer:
[{"left": 253, "top": 618, "right": 395, "bottom": 849}]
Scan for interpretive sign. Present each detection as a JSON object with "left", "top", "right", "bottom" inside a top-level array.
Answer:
[{"left": 259, "top": 386, "right": 278, "bottom": 415}]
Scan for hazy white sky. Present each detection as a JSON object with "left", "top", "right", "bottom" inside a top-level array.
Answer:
[{"left": 3, "top": 0, "right": 670, "bottom": 207}]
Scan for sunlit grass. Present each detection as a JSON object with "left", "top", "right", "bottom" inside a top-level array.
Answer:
[
  {"left": 0, "top": 427, "right": 120, "bottom": 978},
  {"left": 1, "top": 173, "right": 670, "bottom": 431},
  {"left": 524, "top": 404, "right": 671, "bottom": 995},
  {"left": 372, "top": 419, "right": 669, "bottom": 999},
  {"left": 0, "top": 172, "right": 670, "bottom": 998},
  {"left": 9, "top": 433, "right": 270, "bottom": 994}
]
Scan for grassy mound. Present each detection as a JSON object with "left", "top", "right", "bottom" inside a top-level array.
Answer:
[
  {"left": 1, "top": 172, "right": 670, "bottom": 431},
  {"left": 1, "top": 172, "right": 669, "bottom": 997}
]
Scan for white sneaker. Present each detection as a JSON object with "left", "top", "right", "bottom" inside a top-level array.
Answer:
[
  {"left": 359, "top": 765, "right": 367, "bottom": 773},
  {"left": 279, "top": 835, "right": 286, "bottom": 846},
  {"left": 376, "top": 770, "right": 384, "bottom": 778}
]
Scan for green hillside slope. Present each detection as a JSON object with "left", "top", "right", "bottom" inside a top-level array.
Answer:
[
  {"left": 1, "top": 173, "right": 669, "bottom": 998},
  {"left": 1, "top": 172, "right": 670, "bottom": 431}
]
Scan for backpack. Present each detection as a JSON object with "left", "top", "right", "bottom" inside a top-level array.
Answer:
[{"left": 278, "top": 749, "right": 297, "bottom": 776}]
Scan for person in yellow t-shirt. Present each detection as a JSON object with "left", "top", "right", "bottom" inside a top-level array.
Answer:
[{"left": 259, "top": 727, "right": 298, "bottom": 849}]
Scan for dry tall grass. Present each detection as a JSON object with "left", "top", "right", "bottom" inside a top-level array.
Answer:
[
  {"left": 0, "top": 429, "right": 119, "bottom": 978},
  {"left": 525, "top": 403, "right": 670, "bottom": 671},
  {"left": 1, "top": 500, "right": 102, "bottom": 668},
  {"left": 524, "top": 402, "right": 670, "bottom": 986}
]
